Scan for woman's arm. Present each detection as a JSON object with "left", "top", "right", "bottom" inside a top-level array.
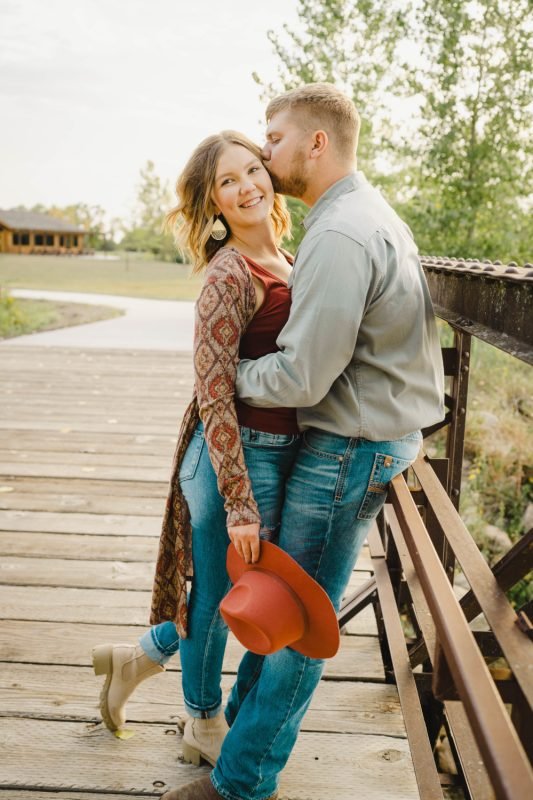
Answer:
[{"left": 194, "top": 250, "right": 261, "bottom": 540}]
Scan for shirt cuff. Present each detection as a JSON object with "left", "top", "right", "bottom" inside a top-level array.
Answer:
[{"left": 226, "top": 501, "right": 261, "bottom": 529}]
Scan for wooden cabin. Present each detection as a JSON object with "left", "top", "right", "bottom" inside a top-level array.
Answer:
[{"left": 0, "top": 209, "right": 86, "bottom": 255}]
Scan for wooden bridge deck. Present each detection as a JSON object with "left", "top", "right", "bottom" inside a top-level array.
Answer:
[{"left": 0, "top": 345, "right": 420, "bottom": 800}]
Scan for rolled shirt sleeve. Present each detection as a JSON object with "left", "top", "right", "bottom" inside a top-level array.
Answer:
[{"left": 236, "top": 230, "right": 376, "bottom": 408}]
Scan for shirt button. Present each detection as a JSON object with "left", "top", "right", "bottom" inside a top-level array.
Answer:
[{"left": 338, "top": 456, "right": 343, "bottom": 462}]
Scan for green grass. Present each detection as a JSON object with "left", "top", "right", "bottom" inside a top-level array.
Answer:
[
  {"left": 0, "top": 293, "right": 122, "bottom": 339},
  {"left": 0, "top": 253, "right": 203, "bottom": 300}
]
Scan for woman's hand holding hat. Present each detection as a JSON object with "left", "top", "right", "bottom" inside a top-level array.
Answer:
[
  {"left": 227, "top": 522, "right": 261, "bottom": 564},
  {"left": 221, "top": 541, "right": 340, "bottom": 658}
]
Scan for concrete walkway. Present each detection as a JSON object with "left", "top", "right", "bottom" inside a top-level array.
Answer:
[{"left": 2, "top": 289, "right": 195, "bottom": 351}]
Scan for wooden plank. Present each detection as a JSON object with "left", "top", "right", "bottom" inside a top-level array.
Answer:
[
  {"left": 0, "top": 718, "right": 418, "bottom": 799},
  {"left": 0, "top": 381, "right": 189, "bottom": 394},
  {"left": 0, "top": 433, "right": 176, "bottom": 456},
  {"left": 0, "top": 586, "right": 159, "bottom": 625},
  {"left": 0, "top": 393, "right": 188, "bottom": 407},
  {"left": 0, "top": 621, "right": 384, "bottom": 681},
  {"left": 0, "top": 793, "right": 153, "bottom": 800},
  {"left": 0, "top": 384, "right": 189, "bottom": 398},
  {"left": 0, "top": 511, "right": 162, "bottom": 535},
  {"left": 1, "top": 556, "right": 373, "bottom": 593},
  {"left": 0, "top": 383, "right": 190, "bottom": 398},
  {"left": 0, "top": 475, "right": 167, "bottom": 496},
  {"left": 0, "top": 451, "right": 171, "bottom": 468},
  {"left": 0, "top": 421, "right": 183, "bottom": 434},
  {"left": 0, "top": 532, "right": 160, "bottom": 561},
  {"left": 0, "top": 556, "right": 158, "bottom": 590},
  {"left": 0, "top": 408, "right": 185, "bottom": 424},
  {"left": 0, "top": 717, "right": 209, "bottom": 794},
  {"left": 0, "top": 364, "right": 190, "bottom": 376},
  {"left": 0, "top": 349, "right": 192, "bottom": 366},
  {"left": 0, "top": 532, "right": 374, "bottom": 574},
  {"left": 0, "top": 462, "right": 169, "bottom": 481},
  {"left": 0, "top": 492, "right": 166, "bottom": 515},
  {"left": 0, "top": 378, "right": 189, "bottom": 394},
  {"left": 0, "top": 549, "right": 374, "bottom": 633},
  {"left": 1, "top": 373, "right": 184, "bottom": 383},
  {"left": 0, "top": 663, "right": 404, "bottom": 736},
  {"left": 1, "top": 383, "right": 190, "bottom": 399},
  {"left": 0, "top": 351, "right": 192, "bottom": 371},
  {"left": 0, "top": 364, "right": 191, "bottom": 377},
  {"left": 0, "top": 396, "right": 182, "bottom": 410},
  {"left": 0, "top": 394, "right": 186, "bottom": 407}
]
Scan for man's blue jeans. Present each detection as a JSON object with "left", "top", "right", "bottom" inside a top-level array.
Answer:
[
  {"left": 139, "top": 421, "right": 300, "bottom": 719},
  {"left": 211, "top": 426, "right": 422, "bottom": 800}
]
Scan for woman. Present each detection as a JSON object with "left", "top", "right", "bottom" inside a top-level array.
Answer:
[{"left": 92, "top": 131, "right": 300, "bottom": 768}]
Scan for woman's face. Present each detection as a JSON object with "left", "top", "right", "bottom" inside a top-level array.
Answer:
[{"left": 211, "top": 143, "right": 275, "bottom": 234}]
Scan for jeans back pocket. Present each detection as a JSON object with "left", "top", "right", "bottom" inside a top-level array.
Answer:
[
  {"left": 357, "top": 452, "right": 412, "bottom": 520},
  {"left": 179, "top": 432, "right": 204, "bottom": 483}
]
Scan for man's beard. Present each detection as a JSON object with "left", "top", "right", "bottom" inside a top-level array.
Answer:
[{"left": 267, "top": 149, "right": 308, "bottom": 198}]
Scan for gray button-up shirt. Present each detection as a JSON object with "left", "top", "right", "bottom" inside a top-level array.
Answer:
[{"left": 236, "top": 172, "right": 445, "bottom": 441}]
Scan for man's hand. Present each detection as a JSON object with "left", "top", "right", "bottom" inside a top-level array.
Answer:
[{"left": 228, "top": 522, "right": 261, "bottom": 564}]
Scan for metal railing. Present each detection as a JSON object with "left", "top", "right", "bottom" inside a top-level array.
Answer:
[{"left": 338, "top": 258, "right": 533, "bottom": 798}]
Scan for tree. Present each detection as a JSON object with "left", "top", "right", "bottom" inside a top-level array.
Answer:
[
  {"left": 400, "top": 0, "right": 532, "bottom": 261},
  {"left": 254, "top": 0, "right": 409, "bottom": 183},
  {"left": 257, "top": 0, "right": 532, "bottom": 261},
  {"left": 121, "top": 161, "right": 177, "bottom": 260},
  {"left": 282, "top": 197, "right": 308, "bottom": 254}
]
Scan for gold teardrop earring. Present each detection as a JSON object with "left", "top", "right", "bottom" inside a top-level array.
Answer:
[{"left": 210, "top": 215, "right": 227, "bottom": 241}]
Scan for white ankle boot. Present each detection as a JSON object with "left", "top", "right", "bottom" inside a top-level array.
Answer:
[
  {"left": 92, "top": 643, "right": 164, "bottom": 731},
  {"left": 182, "top": 712, "right": 229, "bottom": 767}
]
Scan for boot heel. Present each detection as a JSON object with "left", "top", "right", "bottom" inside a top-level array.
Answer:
[
  {"left": 92, "top": 644, "right": 113, "bottom": 676},
  {"left": 182, "top": 741, "right": 202, "bottom": 767}
]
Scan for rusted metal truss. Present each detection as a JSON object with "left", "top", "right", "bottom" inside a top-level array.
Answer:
[{"left": 421, "top": 257, "right": 533, "bottom": 365}]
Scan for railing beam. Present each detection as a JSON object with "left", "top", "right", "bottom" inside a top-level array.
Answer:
[
  {"left": 390, "top": 475, "right": 533, "bottom": 799},
  {"left": 412, "top": 457, "right": 533, "bottom": 708}
]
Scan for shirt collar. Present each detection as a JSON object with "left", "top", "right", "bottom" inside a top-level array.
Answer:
[{"left": 302, "top": 171, "right": 367, "bottom": 231}]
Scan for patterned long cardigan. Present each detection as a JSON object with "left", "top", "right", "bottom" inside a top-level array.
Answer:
[{"left": 150, "top": 247, "right": 263, "bottom": 638}]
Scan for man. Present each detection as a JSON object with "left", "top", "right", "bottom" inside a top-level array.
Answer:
[{"left": 165, "top": 83, "right": 444, "bottom": 800}]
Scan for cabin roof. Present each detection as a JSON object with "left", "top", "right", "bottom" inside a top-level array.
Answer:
[{"left": 0, "top": 208, "right": 85, "bottom": 234}]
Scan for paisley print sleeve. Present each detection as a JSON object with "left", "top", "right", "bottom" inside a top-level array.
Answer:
[{"left": 194, "top": 249, "right": 260, "bottom": 528}]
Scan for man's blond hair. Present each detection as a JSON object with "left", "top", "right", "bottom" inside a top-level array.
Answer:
[{"left": 266, "top": 83, "right": 360, "bottom": 162}]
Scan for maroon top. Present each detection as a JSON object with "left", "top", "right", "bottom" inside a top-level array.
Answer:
[{"left": 235, "top": 255, "right": 299, "bottom": 434}]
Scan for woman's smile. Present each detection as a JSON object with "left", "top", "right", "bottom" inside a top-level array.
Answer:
[{"left": 240, "top": 196, "right": 263, "bottom": 209}]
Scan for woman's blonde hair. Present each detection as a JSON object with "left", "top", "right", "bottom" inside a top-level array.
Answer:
[{"left": 166, "top": 131, "right": 291, "bottom": 272}]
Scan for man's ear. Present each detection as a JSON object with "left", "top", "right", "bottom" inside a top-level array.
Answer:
[{"left": 309, "top": 130, "right": 328, "bottom": 159}]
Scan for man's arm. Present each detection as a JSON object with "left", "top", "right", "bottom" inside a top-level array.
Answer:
[{"left": 236, "top": 229, "right": 375, "bottom": 408}]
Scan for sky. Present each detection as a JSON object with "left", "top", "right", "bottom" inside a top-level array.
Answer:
[{"left": 0, "top": 0, "right": 300, "bottom": 225}]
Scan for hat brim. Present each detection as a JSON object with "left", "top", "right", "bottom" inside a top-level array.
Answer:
[{"left": 226, "top": 542, "right": 340, "bottom": 659}]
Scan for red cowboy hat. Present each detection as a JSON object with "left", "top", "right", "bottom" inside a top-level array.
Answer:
[{"left": 220, "top": 542, "right": 340, "bottom": 658}]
